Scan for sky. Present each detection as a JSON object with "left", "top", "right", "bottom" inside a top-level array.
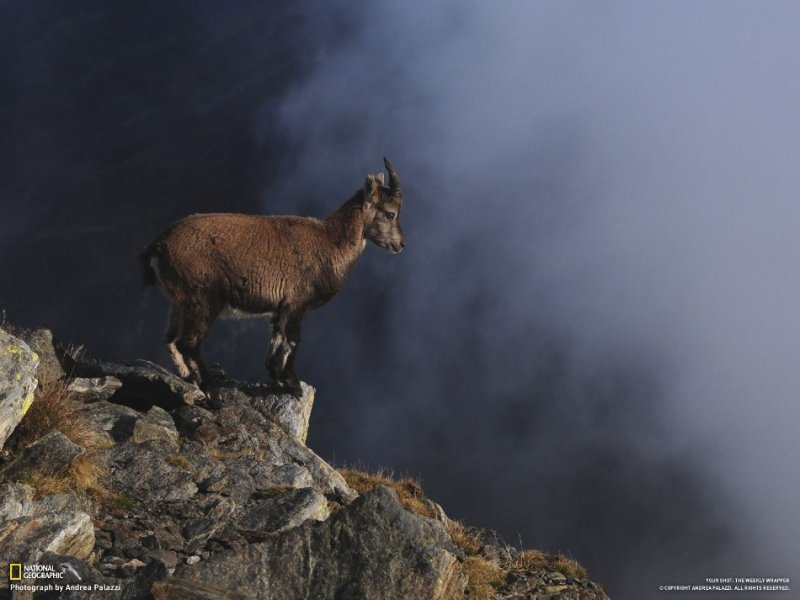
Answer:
[{"left": 2, "top": 2, "right": 799, "bottom": 597}]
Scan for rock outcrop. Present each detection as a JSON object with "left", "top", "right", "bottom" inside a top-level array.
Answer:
[
  {"left": 0, "top": 329, "right": 38, "bottom": 450},
  {"left": 163, "top": 485, "right": 464, "bottom": 600},
  {"left": 0, "top": 326, "right": 610, "bottom": 599}
]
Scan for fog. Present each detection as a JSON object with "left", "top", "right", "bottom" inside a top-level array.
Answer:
[{"left": 2, "top": 2, "right": 798, "bottom": 596}]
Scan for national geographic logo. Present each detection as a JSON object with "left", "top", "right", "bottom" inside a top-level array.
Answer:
[{"left": 6, "top": 563, "right": 65, "bottom": 580}]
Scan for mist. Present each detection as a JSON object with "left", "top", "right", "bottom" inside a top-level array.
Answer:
[
  {"left": 258, "top": 0, "right": 800, "bottom": 594},
  {"left": 2, "top": 2, "right": 799, "bottom": 597}
]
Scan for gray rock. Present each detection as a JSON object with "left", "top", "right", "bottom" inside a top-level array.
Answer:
[
  {"left": 67, "top": 376, "right": 123, "bottom": 402},
  {"left": 13, "top": 327, "right": 66, "bottom": 387},
  {"left": 0, "top": 430, "right": 83, "bottom": 480},
  {"left": 0, "top": 483, "right": 34, "bottom": 519},
  {"left": 251, "top": 462, "right": 314, "bottom": 490},
  {"left": 168, "top": 440, "right": 222, "bottom": 484},
  {"left": 32, "top": 490, "right": 94, "bottom": 515},
  {"left": 201, "top": 457, "right": 257, "bottom": 505},
  {"left": 236, "top": 487, "right": 328, "bottom": 541},
  {"left": 107, "top": 440, "right": 198, "bottom": 503},
  {"left": 258, "top": 419, "right": 355, "bottom": 503},
  {"left": 171, "top": 486, "right": 465, "bottom": 600},
  {"left": 132, "top": 405, "right": 180, "bottom": 449},
  {"left": 0, "top": 511, "right": 95, "bottom": 562},
  {"left": 0, "top": 328, "right": 39, "bottom": 450},
  {"left": 73, "top": 358, "right": 205, "bottom": 408},
  {"left": 183, "top": 496, "right": 236, "bottom": 550},
  {"left": 152, "top": 577, "right": 248, "bottom": 599},
  {"left": 172, "top": 405, "right": 219, "bottom": 443},
  {"left": 212, "top": 380, "right": 315, "bottom": 441},
  {"left": 76, "top": 400, "right": 143, "bottom": 443},
  {"left": 151, "top": 524, "right": 186, "bottom": 552},
  {"left": 109, "top": 522, "right": 141, "bottom": 558}
]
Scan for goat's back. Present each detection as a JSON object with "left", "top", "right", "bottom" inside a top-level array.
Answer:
[{"left": 147, "top": 213, "right": 331, "bottom": 309}]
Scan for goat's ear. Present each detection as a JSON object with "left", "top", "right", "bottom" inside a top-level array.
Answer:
[
  {"left": 363, "top": 175, "right": 380, "bottom": 206},
  {"left": 374, "top": 173, "right": 385, "bottom": 186}
]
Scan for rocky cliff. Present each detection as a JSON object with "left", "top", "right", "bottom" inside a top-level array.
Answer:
[{"left": 0, "top": 326, "right": 610, "bottom": 599}]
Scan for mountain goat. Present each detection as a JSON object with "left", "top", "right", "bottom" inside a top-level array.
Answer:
[{"left": 140, "top": 158, "right": 405, "bottom": 393}]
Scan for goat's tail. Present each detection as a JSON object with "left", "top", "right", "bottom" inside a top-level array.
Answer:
[{"left": 138, "top": 244, "right": 158, "bottom": 287}]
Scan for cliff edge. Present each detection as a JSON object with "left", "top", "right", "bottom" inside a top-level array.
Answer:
[{"left": 0, "top": 326, "right": 610, "bottom": 599}]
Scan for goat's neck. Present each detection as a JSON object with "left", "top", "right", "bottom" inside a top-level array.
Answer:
[{"left": 325, "top": 192, "right": 368, "bottom": 271}]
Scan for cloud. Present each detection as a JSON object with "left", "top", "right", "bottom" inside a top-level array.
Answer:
[{"left": 258, "top": 1, "right": 800, "bottom": 595}]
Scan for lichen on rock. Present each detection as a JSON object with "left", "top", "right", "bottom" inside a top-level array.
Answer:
[{"left": 0, "top": 328, "right": 39, "bottom": 450}]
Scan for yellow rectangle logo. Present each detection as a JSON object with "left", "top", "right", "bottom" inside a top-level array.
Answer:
[{"left": 9, "top": 563, "right": 22, "bottom": 581}]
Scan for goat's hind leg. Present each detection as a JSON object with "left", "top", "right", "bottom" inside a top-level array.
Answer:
[
  {"left": 177, "top": 306, "right": 216, "bottom": 389},
  {"left": 165, "top": 304, "right": 191, "bottom": 380}
]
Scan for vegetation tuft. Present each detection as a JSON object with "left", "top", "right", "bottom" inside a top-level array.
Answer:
[
  {"left": 338, "top": 467, "right": 436, "bottom": 519},
  {"left": 5, "top": 380, "right": 111, "bottom": 502}
]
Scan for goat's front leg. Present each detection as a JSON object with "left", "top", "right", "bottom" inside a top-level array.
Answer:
[
  {"left": 281, "top": 316, "right": 302, "bottom": 396},
  {"left": 267, "top": 312, "right": 287, "bottom": 385},
  {"left": 266, "top": 311, "right": 302, "bottom": 396}
]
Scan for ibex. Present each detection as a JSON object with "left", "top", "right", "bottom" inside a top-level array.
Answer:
[{"left": 140, "top": 158, "right": 405, "bottom": 393}]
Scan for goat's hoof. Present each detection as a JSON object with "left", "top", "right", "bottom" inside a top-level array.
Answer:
[{"left": 283, "top": 381, "right": 302, "bottom": 398}]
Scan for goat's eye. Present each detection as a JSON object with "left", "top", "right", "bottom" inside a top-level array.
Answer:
[{"left": 386, "top": 211, "right": 396, "bottom": 220}]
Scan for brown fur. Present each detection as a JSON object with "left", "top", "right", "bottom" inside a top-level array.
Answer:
[{"left": 140, "top": 159, "right": 405, "bottom": 392}]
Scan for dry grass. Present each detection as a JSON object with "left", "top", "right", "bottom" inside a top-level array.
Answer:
[
  {"left": 448, "top": 520, "right": 483, "bottom": 556},
  {"left": 5, "top": 380, "right": 110, "bottom": 501},
  {"left": 463, "top": 556, "right": 504, "bottom": 600},
  {"left": 7, "top": 381, "right": 100, "bottom": 450},
  {"left": 449, "top": 514, "right": 589, "bottom": 597},
  {"left": 504, "top": 549, "right": 587, "bottom": 580},
  {"left": 23, "top": 472, "right": 72, "bottom": 497},
  {"left": 338, "top": 467, "right": 436, "bottom": 519},
  {"left": 448, "top": 523, "right": 504, "bottom": 600}
]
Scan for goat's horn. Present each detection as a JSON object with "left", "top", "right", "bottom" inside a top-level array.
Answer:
[{"left": 383, "top": 157, "right": 402, "bottom": 197}]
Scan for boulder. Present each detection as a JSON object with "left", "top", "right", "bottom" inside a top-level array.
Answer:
[
  {"left": 76, "top": 400, "right": 143, "bottom": 443},
  {"left": 132, "top": 405, "right": 180, "bottom": 449},
  {"left": 0, "top": 430, "right": 83, "bottom": 480},
  {"left": 0, "top": 511, "right": 95, "bottom": 562},
  {"left": 211, "top": 380, "right": 315, "bottom": 441},
  {"left": 0, "top": 328, "right": 39, "bottom": 450},
  {"left": 257, "top": 419, "right": 355, "bottom": 503},
  {"left": 235, "top": 487, "right": 328, "bottom": 541},
  {"left": 169, "top": 486, "right": 465, "bottom": 600},
  {"left": 175, "top": 392, "right": 354, "bottom": 502},
  {"left": 67, "top": 376, "right": 123, "bottom": 402},
  {"left": 72, "top": 358, "right": 205, "bottom": 408},
  {"left": 13, "top": 327, "right": 66, "bottom": 387}
]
